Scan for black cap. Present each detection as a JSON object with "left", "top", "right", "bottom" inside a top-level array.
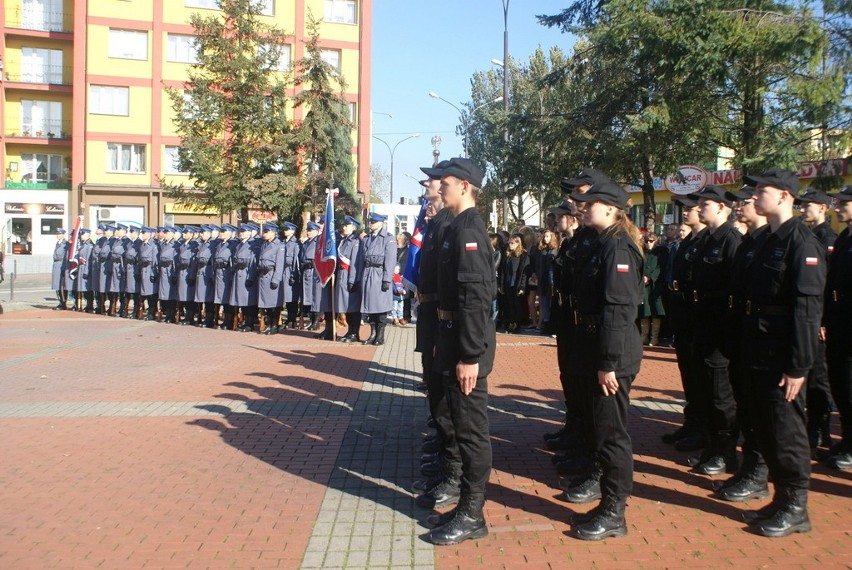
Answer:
[
  {"left": 420, "top": 157, "right": 485, "bottom": 188},
  {"left": 725, "top": 185, "right": 756, "bottom": 203},
  {"left": 571, "top": 181, "right": 629, "bottom": 209},
  {"left": 548, "top": 200, "right": 578, "bottom": 216},
  {"left": 689, "top": 184, "right": 733, "bottom": 207},
  {"left": 419, "top": 160, "right": 451, "bottom": 180},
  {"left": 794, "top": 188, "right": 832, "bottom": 206},
  {"left": 743, "top": 167, "right": 800, "bottom": 194},
  {"left": 560, "top": 168, "right": 610, "bottom": 192},
  {"left": 673, "top": 195, "right": 699, "bottom": 208},
  {"left": 829, "top": 185, "right": 852, "bottom": 203}
]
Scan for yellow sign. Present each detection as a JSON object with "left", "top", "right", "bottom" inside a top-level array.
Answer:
[{"left": 164, "top": 202, "right": 220, "bottom": 215}]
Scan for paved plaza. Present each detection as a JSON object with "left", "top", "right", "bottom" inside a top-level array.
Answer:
[{"left": 0, "top": 281, "right": 850, "bottom": 569}]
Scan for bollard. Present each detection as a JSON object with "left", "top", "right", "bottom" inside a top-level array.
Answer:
[{"left": 10, "top": 259, "right": 16, "bottom": 301}]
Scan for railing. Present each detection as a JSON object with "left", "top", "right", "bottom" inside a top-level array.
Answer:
[
  {"left": 4, "top": 181, "right": 71, "bottom": 190},
  {"left": 4, "top": 119, "right": 72, "bottom": 140},
  {"left": 3, "top": 64, "right": 72, "bottom": 86},
  {"left": 4, "top": 9, "right": 73, "bottom": 34}
]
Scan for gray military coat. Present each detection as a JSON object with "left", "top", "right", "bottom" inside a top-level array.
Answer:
[
  {"left": 326, "top": 233, "right": 363, "bottom": 313},
  {"left": 138, "top": 240, "right": 158, "bottom": 297},
  {"left": 360, "top": 228, "right": 396, "bottom": 314},
  {"left": 123, "top": 238, "right": 141, "bottom": 294},
  {"left": 72, "top": 240, "right": 94, "bottom": 293},
  {"left": 51, "top": 239, "right": 68, "bottom": 290},
  {"left": 213, "top": 239, "right": 235, "bottom": 305},
  {"left": 258, "top": 238, "right": 285, "bottom": 309},
  {"left": 300, "top": 237, "right": 318, "bottom": 307},
  {"left": 194, "top": 238, "right": 215, "bottom": 304},
  {"left": 158, "top": 240, "right": 179, "bottom": 301},
  {"left": 176, "top": 239, "right": 198, "bottom": 302},
  {"left": 281, "top": 236, "right": 301, "bottom": 303},
  {"left": 109, "top": 237, "right": 128, "bottom": 293},
  {"left": 230, "top": 239, "right": 259, "bottom": 307}
]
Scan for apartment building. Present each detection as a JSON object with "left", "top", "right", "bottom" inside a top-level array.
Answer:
[{"left": 1, "top": 0, "right": 371, "bottom": 268}]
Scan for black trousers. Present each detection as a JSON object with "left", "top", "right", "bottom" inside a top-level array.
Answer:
[
  {"left": 693, "top": 344, "right": 737, "bottom": 455},
  {"left": 673, "top": 326, "right": 703, "bottom": 433},
  {"left": 806, "top": 340, "right": 834, "bottom": 427},
  {"left": 442, "top": 371, "right": 491, "bottom": 495},
  {"left": 729, "top": 358, "right": 764, "bottom": 468},
  {"left": 582, "top": 373, "right": 634, "bottom": 500},
  {"left": 826, "top": 338, "right": 852, "bottom": 445},
  {"left": 557, "top": 322, "right": 590, "bottom": 453},
  {"left": 749, "top": 368, "right": 810, "bottom": 491}
]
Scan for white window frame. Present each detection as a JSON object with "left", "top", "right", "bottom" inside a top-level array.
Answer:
[
  {"left": 259, "top": 43, "right": 291, "bottom": 71},
  {"left": 348, "top": 102, "right": 357, "bottom": 126},
  {"left": 108, "top": 29, "right": 148, "bottom": 60},
  {"left": 20, "top": 153, "right": 64, "bottom": 183},
  {"left": 164, "top": 146, "right": 188, "bottom": 175},
  {"left": 21, "top": 47, "right": 63, "bottom": 84},
  {"left": 185, "top": 0, "right": 220, "bottom": 8},
  {"left": 259, "top": 0, "right": 274, "bottom": 15},
  {"left": 320, "top": 48, "right": 341, "bottom": 71},
  {"left": 21, "top": 0, "right": 63, "bottom": 32},
  {"left": 166, "top": 34, "right": 198, "bottom": 64},
  {"left": 89, "top": 85, "right": 129, "bottom": 116},
  {"left": 21, "top": 99, "right": 63, "bottom": 136},
  {"left": 324, "top": 0, "right": 356, "bottom": 24},
  {"left": 107, "top": 143, "right": 147, "bottom": 174}
]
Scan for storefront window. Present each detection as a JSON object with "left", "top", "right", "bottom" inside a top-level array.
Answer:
[
  {"left": 11, "top": 218, "right": 33, "bottom": 254},
  {"left": 41, "top": 218, "right": 63, "bottom": 235}
]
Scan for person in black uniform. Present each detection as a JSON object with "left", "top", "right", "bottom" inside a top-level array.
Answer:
[
  {"left": 684, "top": 185, "right": 742, "bottom": 476},
  {"left": 413, "top": 162, "right": 464, "bottom": 512},
  {"left": 739, "top": 168, "right": 826, "bottom": 537},
  {"left": 823, "top": 185, "right": 852, "bottom": 470},
  {"left": 564, "top": 181, "right": 643, "bottom": 541},
  {"left": 716, "top": 185, "right": 771, "bottom": 502},
  {"left": 661, "top": 196, "right": 707, "bottom": 452},
  {"left": 423, "top": 157, "right": 496, "bottom": 546},
  {"left": 796, "top": 189, "right": 838, "bottom": 452}
]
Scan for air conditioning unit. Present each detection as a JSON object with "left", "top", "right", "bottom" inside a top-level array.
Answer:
[{"left": 99, "top": 208, "right": 112, "bottom": 220}]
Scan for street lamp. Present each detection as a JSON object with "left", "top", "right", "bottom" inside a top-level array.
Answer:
[
  {"left": 428, "top": 92, "right": 503, "bottom": 157},
  {"left": 372, "top": 133, "right": 420, "bottom": 205}
]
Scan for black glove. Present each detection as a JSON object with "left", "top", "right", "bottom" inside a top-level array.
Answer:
[
  {"left": 245, "top": 280, "right": 255, "bottom": 288},
  {"left": 150, "top": 275, "right": 157, "bottom": 283},
  {"left": 141, "top": 260, "right": 151, "bottom": 267},
  {"left": 170, "top": 276, "right": 178, "bottom": 285},
  {"left": 381, "top": 281, "right": 390, "bottom": 292},
  {"left": 188, "top": 278, "right": 196, "bottom": 286},
  {"left": 270, "top": 282, "right": 278, "bottom": 290},
  {"left": 347, "top": 282, "right": 356, "bottom": 293},
  {"left": 288, "top": 277, "right": 295, "bottom": 286}
]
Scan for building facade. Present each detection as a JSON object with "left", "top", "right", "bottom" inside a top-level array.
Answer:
[{"left": 1, "top": 0, "right": 372, "bottom": 271}]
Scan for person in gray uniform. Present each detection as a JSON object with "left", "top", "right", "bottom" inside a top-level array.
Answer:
[
  {"left": 158, "top": 227, "right": 180, "bottom": 323},
  {"left": 138, "top": 227, "right": 159, "bottom": 321},
  {"left": 121, "top": 226, "right": 141, "bottom": 318},
  {"left": 257, "top": 223, "right": 285, "bottom": 334},
  {"left": 280, "top": 222, "right": 302, "bottom": 330},
  {"left": 176, "top": 226, "right": 199, "bottom": 325},
  {"left": 214, "top": 224, "right": 237, "bottom": 330},
  {"left": 359, "top": 212, "right": 397, "bottom": 345},
  {"left": 231, "top": 224, "right": 260, "bottom": 332},
  {"left": 107, "top": 224, "right": 129, "bottom": 316},
  {"left": 96, "top": 225, "right": 116, "bottom": 314},
  {"left": 51, "top": 228, "right": 69, "bottom": 310},
  {"left": 71, "top": 228, "right": 95, "bottom": 312},
  {"left": 300, "top": 221, "right": 321, "bottom": 330},
  {"left": 326, "top": 216, "right": 363, "bottom": 342},
  {"left": 194, "top": 225, "right": 217, "bottom": 328}
]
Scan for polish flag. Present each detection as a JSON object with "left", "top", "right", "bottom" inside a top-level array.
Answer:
[
  {"left": 616, "top": 264, "right": 630, "bottom": 273},
  {"left": 805, "top": 257, "right": 818, "bottom": 266},
  {"left": 465, "top": 242, "right": 478, "bottom": 251}
]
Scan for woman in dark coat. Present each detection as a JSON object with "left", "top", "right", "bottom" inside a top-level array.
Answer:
[
  {"left": 499, "top": 233, "right": 529, "bottom": 333},
  {"left": 638, "top": 232, "right": 668, "bottom": 345}
]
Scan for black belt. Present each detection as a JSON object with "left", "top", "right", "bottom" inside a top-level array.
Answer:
[
  {"left": 744, "top": 302, "right": 791, "bottom": 316},
  {"left": 692, "top": 290, "right": 727, "bottom": 303},
  {"left": 301, "top": 261, "right": 314, "bottom": 269},
  {"left": 571, "top": 312, "right": 601, "bottom": 326},
  {"left": 365, "top": 262, "right": 383, "bottom": 268},
  {"left": 418, "top": 293, "right": 437, "bottom": 303},
  {"left": 438, "top": 309, "right": 458, "bottom": 321}
]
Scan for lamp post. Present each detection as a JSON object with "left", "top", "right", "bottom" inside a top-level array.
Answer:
[
  {"left": 428, "top": 92, "right": 502, "bottom": 157},
  {"left": 493, "top": 0, "right": 510, "bottom": 230},
  {"left": 372, "top": 133, "right": 420, "bottom": 205}
]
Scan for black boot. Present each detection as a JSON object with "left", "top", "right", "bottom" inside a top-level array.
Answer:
[
  {"left": 315, "top": 312, "right": 334, "bottom": 340},
  {"left": 372, "top": 322, "right": 386, "bottom": 346},
  {"left": 753, "top": 488, "right": 811, "bottom": 537},
  {"left": 425, "top": 507, "right": 458, "bottom": 528},
  {"left": 717, "top": 461, "right": 769, "bottom": 502},
  {"left": 53, "top": 291, "right": 66, "bottom": 310},
  {"left": 558, "top": 469, "right": 602, "bottom": 504},
  {"left": 306, "top": 311, "right": 319, "bottom": 331},
  {"left": 416, "top": 476, "right": 461, "bottom": 509},
  {"left": 573, "top": 495, "right": 628, "bottom": 541},
  {"left": 427, "top": 493, "right": 487, "bottom": 545},
  {"left": 362, "top": 323, "right": 377, "bottom": 345}
]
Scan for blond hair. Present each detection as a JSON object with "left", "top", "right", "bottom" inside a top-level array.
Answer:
[{"left": 603, "top": 210, "right": 645, "bottom": 257}]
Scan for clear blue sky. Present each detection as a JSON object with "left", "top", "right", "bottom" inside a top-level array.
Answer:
[{"left": 369, "top": 1, "right": 574, "bottom": 203}]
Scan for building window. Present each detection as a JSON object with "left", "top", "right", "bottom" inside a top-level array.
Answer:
[
  {"left": 20, "top": 153, "right": 64, "bottom": 183},
  {"left": 259, "top": 0, "right": 274, "bottom": 15},
  {"left": 164, "top": 146, "right": 188, "bottom": 174},
  {"left": 185, "top": 0, "right": 219, "bottom": 8},
  {"left": 21, "top": 0, "right": 64, "bottom": 32},
  {"left": 21, "top": 100, "right": 62, "bottom": 136},
  {"left": 21, "top": 47, "right": 63, "bottom": 84},
  {"left": 90, "top": 85, "right": 129, "bottom": 116},
  {"left": 41, "top": 219, "right": 64, "bottom": 235},
  {"left": 166, "top": 34, "right": 198, "bottom": 64},
  {"left": 108, "top": 29, "right": 148, "bottom": 60},
  {"left": 259, "top": 43, "right": 291, "bottom": 71},
  {"left": 348, "top": 102, "right": 357, "bottom": 126},
  {"left": 107, "top": 143, "right": 146, "bottom": 174},
  {"left": 320, "top": 48, "right": 341, "bottom": 71},
  {"left": 324, "top": 0, "right": 356, "bottom": 24}
]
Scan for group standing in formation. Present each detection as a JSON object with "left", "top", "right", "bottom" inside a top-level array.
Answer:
[{"left": 50, "top": 214, "right": 398, "bottom": 343}]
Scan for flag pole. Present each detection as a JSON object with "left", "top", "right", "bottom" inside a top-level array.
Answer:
[{"left": 331, "top": 272, "right": 336, "bottom": 341}]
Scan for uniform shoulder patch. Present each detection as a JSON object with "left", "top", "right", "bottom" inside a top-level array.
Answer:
[
  {"left": 465, "top": 242, "right": 478, "bottom": 251},
  {"left": 616, "top": 264, "right": 630, "bottom": 273}
]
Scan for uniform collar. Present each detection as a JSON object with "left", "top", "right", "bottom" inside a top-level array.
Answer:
[{"left": 770, "top": 216, "right": 800, "bottom": 241}]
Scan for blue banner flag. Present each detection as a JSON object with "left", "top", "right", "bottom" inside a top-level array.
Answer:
[
  {"left": 314, "top": 189, "right": 338, "bottom": 286},
  {"left": 402, "top": 198, "right": 428, "bottom": 289}
]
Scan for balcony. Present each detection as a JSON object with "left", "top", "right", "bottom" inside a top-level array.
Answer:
[
  {"left": 4, "top": 119, "right": 71, "bottom": 140},
  {"left": 3, "top": 64, "right": 72, "bottom": 87},
  {"left": 5, "top": 180, "right": 71, "bottom": 190},
  {"left": 5, "top": 9, "right": 73, "bottom": 34}
]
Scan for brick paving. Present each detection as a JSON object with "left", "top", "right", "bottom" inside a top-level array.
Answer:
[{"left": 0, "top": 304, "right": 850, "bottom": 569}]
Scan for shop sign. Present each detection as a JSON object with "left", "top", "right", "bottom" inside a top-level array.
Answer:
[
  {"left": 711, "top": 169, "right": 742, "bottom": 186},
  {"left": 664, "top": 165, "right": 708, "bottom": 195},
  {"left": 164, "top": 202, "right": 220, "bottom": 215},
  {"left": 4, "top": 202, "right": 65, "bottom": 215},
  {"left": 249, "top": 210, "right": 276, "bottom": 222}
]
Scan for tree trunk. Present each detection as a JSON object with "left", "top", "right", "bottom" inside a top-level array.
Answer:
[{"left": 640, "top": 154, "right": 656, "bottom": 233}]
